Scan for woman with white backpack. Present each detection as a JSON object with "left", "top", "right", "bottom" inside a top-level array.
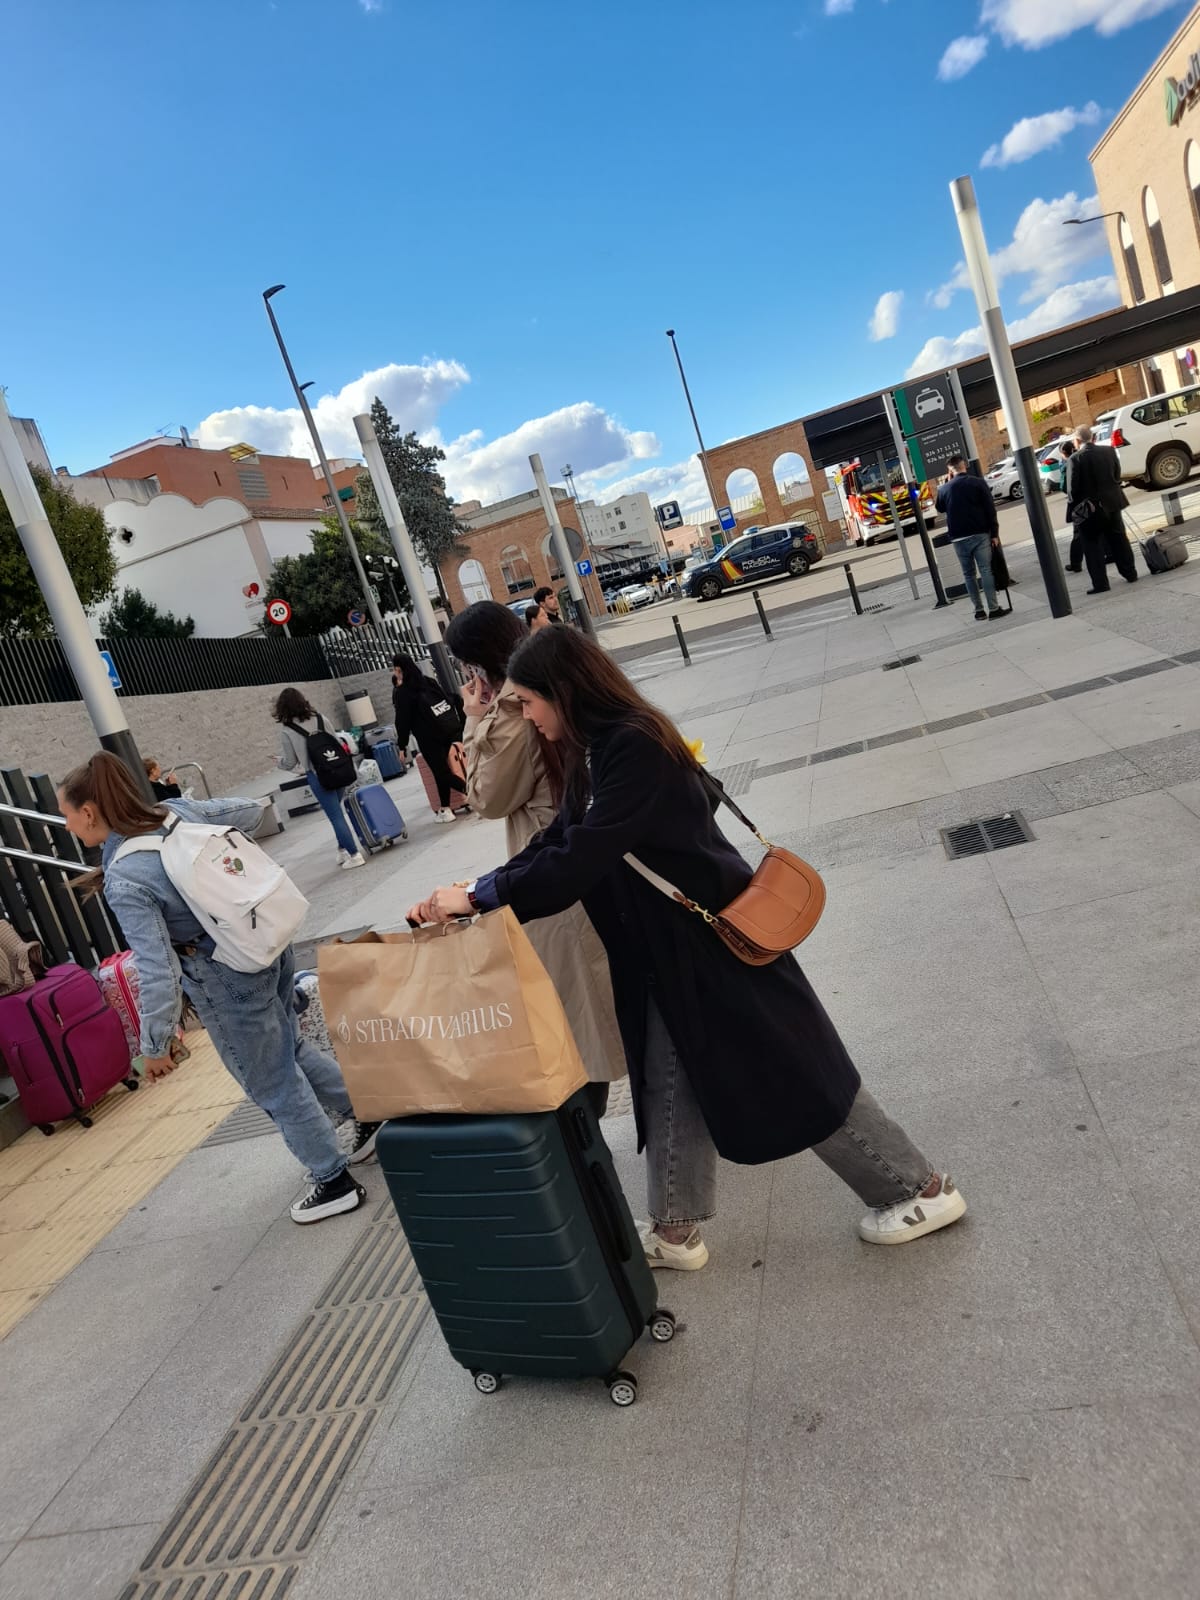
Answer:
[{"left": 58, "top": 752, "right": 379, "bottom": 1225}]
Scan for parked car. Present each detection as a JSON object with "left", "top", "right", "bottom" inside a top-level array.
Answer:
[
  {"left": 1092, "top": 411, "right": 1115, "bottom": 447},
  {"left": 1107, "top": 385, "right": 1200, "bottom": 488},
  {"left": 684, "top": 522, "right": 823, "bottom": 602},
  {"left": 615, "top": 582, "right": 655, "bottom": 610},
  {"left": 1037, "top": 438, "right": 1073, "bottom": 494},
  {"left": 985, "top": 457, "right": 1051, "bottom": 502}
]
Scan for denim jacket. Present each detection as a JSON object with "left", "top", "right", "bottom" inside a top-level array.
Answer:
[{"left": 100, "top": 797, "right": 264, "bottom": 1058}]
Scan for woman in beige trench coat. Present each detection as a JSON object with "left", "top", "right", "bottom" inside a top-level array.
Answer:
[{"left": 445, "top": 603, "right": 626, "bottom": 1112}]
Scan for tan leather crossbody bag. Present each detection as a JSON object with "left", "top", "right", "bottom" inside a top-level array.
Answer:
[{"left": 624, "top": 772, "right": 825, "bottom": 966}]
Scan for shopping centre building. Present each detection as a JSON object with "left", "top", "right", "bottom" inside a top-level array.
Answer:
[{"left": 1091, "top": 1, "right": 1200, "bottom": 393}]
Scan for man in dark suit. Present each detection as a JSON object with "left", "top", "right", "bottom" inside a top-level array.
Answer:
[{"left": 1065, "top": 425, "right": 1138, "bottom": 594}]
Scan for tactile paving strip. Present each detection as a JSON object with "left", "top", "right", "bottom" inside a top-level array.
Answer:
[
  {"left": 201, "top": 1101, "right": 279, "bottom": 1147},
  {"left": 121, "top": 1205, "right": 429, "bottom": 1598}
]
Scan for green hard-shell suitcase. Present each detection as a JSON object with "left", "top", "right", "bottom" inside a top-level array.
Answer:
[{"left": 376, "top": 1089, "right": 676, "bottom": 1406}]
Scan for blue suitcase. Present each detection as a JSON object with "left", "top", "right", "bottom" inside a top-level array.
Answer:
[
  {"left": 376, "top": 1090, "right": 676, "bottom": 1405},
  {"left": 373, "top": 739, "right": 406, "bottom": 780},
  {"left": 346, "top": 783, "right": 408, "bottom": 852}
]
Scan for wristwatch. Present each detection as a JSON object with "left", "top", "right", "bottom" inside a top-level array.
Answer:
[{"left": 464, "top": 880, "right": 480, "bottom": 912}]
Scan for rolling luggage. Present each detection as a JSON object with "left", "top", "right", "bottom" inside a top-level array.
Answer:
[
  {"left": 279, "top": 775, "right": 320, "bottom": 818},
  {"left": 415, "top": 752, "right": 468, "bottom": 815},
  {"left": 346, "top": 783, "right": 408, "bottom": 853},
  {"left": 1141, "top": 531, "right": 1188, "bottom": 574},
  {"left": 0, "top": 964, "right": 138, "bottom": 1134},
  {"left": 376, "top": 1089, "right": 676, "bottom": 1405},
  {"left": 253, "top": 797, "right": 285, "bottom": 838},
  {"left": 372, "top": 739, "right": 406, "bottom": 781}
]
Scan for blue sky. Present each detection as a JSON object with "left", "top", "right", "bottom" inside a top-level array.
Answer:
[{"left": 2, "top": 0, "right": 1191, "bottom": 515}]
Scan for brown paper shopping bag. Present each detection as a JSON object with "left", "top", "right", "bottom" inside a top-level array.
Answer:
[{"left": 316, "top": 907, "right": 589, "bottom": 1119}]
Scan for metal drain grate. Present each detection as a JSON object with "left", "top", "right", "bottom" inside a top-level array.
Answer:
[
  {"left": 881, "top": 654, "right": 921, "bottom": 671},
  {"left": 711, "top": 760, "right": 758, "bottom": 797},
  {"left": 202, "top": 1100, "right": 279, "bottom": 1147},
  {"left": 862, "top": 603, "right": 891, "bottom": 614},
  {"left": 118, "top": 1562, "right": 299, "bottom": 1599},
  {"left": 940, "top": 812, "right": 1035, "bottom": 860}
]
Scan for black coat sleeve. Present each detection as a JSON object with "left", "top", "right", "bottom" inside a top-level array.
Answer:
[
  {"left": 493, "top": 728, "right": 670, "bottom": 921},
  {"left": 391, "top": 683, "right": 415, "bottom": 747}
]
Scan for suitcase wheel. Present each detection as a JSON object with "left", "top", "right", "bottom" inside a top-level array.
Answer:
[
  {"left": 606, "top": 1371, "right": 638, "bottom": 1407},
  {"left": 37, "top": 1123, "right": 55, "bottom": 1137},
  {"left": 123, "top": 1075, "right": 141, "bottom": 1092},
  {"left": 648, "top": 1309, "right": 676, "bottom": 1344},
  {"left": 472, "top": 1370, "right": 502, "bottom": 1395},
  {"left": 401, "top": 829, "right": 409, "bottom": 841}
]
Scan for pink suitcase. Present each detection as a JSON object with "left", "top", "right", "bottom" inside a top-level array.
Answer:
[
  {"left": 415, "top": 752, "right": 468, "bottom": 815},
  {"left": 0, "top": 964, "right": 138, "bottom": 1134}
]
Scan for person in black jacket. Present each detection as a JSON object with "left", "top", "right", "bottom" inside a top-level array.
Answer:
[
  {"left": 410, "top": 627, "right": 966, "bottom": 1271},
  {"left": 934, "top": 456, "right": 1003, "bottom": 619},
  {"left": 391, "top": 654, "right": 465, "bottom": 824},
  {"left": 1065, "top": 425, "right": 1138, "bottom": 594}
]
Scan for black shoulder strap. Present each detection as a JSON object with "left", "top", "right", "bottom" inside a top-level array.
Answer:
[{"left": 699, "top": 766, "right": 768, "bottom": 847}]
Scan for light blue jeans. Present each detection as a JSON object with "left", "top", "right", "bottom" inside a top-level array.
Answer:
[
  {"left": 180, "top": 943, "right": 352, "bottom": 1184},
  {"left": 307, "top": 769, "right": 357, "bottom": 856},
  {"left": 953, "top": 534, "right": 998, "bottom": 613}
]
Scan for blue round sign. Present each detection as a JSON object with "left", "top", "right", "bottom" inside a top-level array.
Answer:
[{"left": 347, "top": 609, "right": 366, "bottom": 627}]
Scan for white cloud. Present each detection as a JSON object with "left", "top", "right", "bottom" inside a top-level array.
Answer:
[
  {"left": 938, "top": 35, "right": 989, "bottom": 80},
  {"left": 980, "top": 0, "right": 1183, "bottom": 49},
  {"left": 580, "top": 456, "right": 713, "bottom": 519},
  {"left": 928, "top": 190, "right": 1105, "bottom": 310},
  {"left": 981, "top": 101, "right": 1102, "bottom": 167},
  {"left": 358, "top": 0, "right": 384, "bottom": 12},
  {"left": 869, "top": 289, "right": 904, "bottom": 341},
  {"left": 440, "top": 402, "right": 658, "bottom": 506},
  {"left": 194, "top": 362, "right": 659, "bottom": 509},
  {"left": 823, "top": 0, "right": 855, "bottom": 14},
  {"left": 904, "top": 274, "right": 1119, "bottom": 377},
  {"left": 194, "top": 360, "right": 470, "bottom": 461}
]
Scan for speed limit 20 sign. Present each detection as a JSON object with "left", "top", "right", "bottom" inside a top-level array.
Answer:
[{"left": 266, "top": 598, "right": 292, "bottom": 625}]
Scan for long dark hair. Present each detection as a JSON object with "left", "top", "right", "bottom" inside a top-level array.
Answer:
[
  {"left": 445, "top": 602, "right": 528, "bottom": 688},
  {"left": 60, "top": 752, "right": 166, "bottom": 897},
  {"left": 507, "top": 627, "right": 698, "bottom": 811},
  {"left": 273, "top": 687, "right": 315, "bottom": 724},
  {"left": 391, "top": 653, "right": 425, "bottom": 691}
]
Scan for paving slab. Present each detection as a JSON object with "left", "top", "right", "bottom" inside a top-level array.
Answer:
[
  {"left": 0, "top": 1225, "right": 264, "bottom": 1541},
  {"left": 934, "top": 701, "right": 1113, "bottom": 789},
  {"left": 0, "top": 1521, "right": 160, "bottom": 1600},
  {"left": 808, "top": 742, "right": 956, "bottom": 826}
]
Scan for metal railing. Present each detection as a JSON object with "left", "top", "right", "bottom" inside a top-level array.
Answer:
[{"left": 0, "top": 768, "right": 122, "bottom": 969}]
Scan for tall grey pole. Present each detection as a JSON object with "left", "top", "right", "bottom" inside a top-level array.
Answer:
[
  {"left": 881, "top": 392, "right": 951, "bottom": 607},
  {"left": 529, "top": 455, "right": 595, "bottom": 637},
  {"left": 354, "top": 413, "right": 457, "bottom": 696},
  {"left": 950, "top": 177, "right": 1071, "bottom": 618},
  {"left": 666, "top": 330, "right": 721, "bottom": 522},
  {"left": 875, "top": 449, "right": 920, "bottom": 601},
  {"left": 0, "top": 394, "right": 154, "bottom": 798},
  {"left": 262, "top": 286, "right": 384, "bottom": 632}
]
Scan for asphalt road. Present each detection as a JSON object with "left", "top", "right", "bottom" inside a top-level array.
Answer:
[{"left": 601, "top": 479, "right": 1169, "bottom": 664}]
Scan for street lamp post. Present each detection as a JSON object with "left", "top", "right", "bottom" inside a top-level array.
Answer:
[
  {"left": 0, "top": 393, "right": 154, "bottom": 797},
  {"left": 950, "top": 176, "right": 1072, "bottom": 619},
  {"left": 261, "top": 285, "right": 384, "bottom": 632},
  {"left": 353, "top": 412, "right": 459, "bottom": 696},
  {"left": 665, "top": 329, "right": 721, "bottom": 524}
]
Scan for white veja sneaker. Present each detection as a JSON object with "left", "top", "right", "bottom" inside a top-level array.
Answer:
[
  {"left": 433, "top": 809, "right": 457, "bottom": 824},
  {"left": 637, "top": 1220, "right": 710, "bottom": 1270},
  {"left": 336, "top": 849, "right": 349, "bottom": 864},
  {"left": 340, "top": 852, "right": 367, "bottom": 870},
  {"left": 858, "top": 1175, "right": 966, "bottom": 1245}
]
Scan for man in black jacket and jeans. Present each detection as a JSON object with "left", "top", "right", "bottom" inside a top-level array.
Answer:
[
  {"left": 934, "top": 456, "right": 1003, "bottom": 620},
  {"left": 1065, "top": 424, "right": 1138, "bottom": 595}
]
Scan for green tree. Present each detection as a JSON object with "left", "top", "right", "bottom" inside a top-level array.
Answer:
[
  {"left": 101, "top": 586, "right": 195, "bottom": 638},
  {"left": 0, "top": 467, "right": 118, "bottom": 637},
  {"left": 354, "top": 397, "right": 467, "bottom": 611},
  {"left": 265, "top": 513, "right": 400, "bottom": 635}
]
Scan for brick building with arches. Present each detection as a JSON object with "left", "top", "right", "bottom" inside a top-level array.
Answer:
[{"left": 438, "top": 487, "right": 607, "bottom": 616}]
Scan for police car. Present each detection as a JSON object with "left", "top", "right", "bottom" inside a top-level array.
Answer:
[{"left": 684, "top": 522, "right": 823, "bottom": 602}]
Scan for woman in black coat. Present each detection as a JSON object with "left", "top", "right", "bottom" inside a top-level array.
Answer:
[
  {"left": 391, "top": 654, "right": 465, "bottom": 824},
  {"left": 411, "top": 628, "right": 966, "bottom": 1270}
]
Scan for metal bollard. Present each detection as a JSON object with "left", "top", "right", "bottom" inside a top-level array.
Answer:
[
  {"left": 751, "top": 589, "right": 773, "bottom": 638},
  {"left": 843, "top": 561, "right": 864, "bottom": 616},
  {"left": 671, "top": 613, "right": 691, "bottom": 665}
]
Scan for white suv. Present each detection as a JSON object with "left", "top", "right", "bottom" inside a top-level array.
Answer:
[{"left": 1109, "top": 386, "right": 1200, "bottom": 489}]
